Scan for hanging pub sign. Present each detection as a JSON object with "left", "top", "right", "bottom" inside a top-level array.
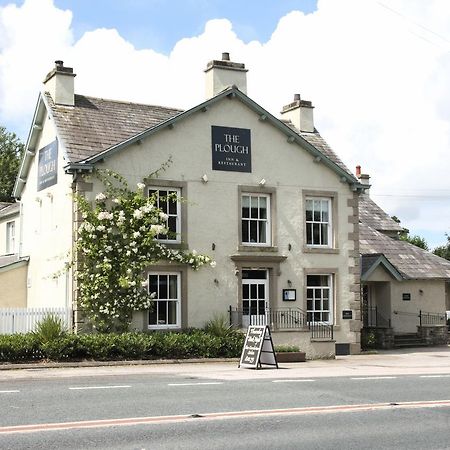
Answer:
[
  {"left": 239, "top": 325, "right": 278, "bottom": 370},
  {"left": 37, "top": 140, "right": 58, "bottom": 191},
  {"left": 211, "top": 125, "right": 251, "bottom": 173}
]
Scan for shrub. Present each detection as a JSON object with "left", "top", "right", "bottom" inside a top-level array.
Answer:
[
  {"left": 204, "top": 314, "right": 233, "bottom": 337},
  {"left": 32, "top": 314, "right": 67, "bottom": 344},
  {"left": 0, "top": 329, "right": 246, "bottom": 363},
  {"left": 274, "top": 345, "right": 300, "bottom": 353}
]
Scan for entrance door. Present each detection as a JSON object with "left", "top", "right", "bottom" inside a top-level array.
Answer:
[{"left": 242, "top": 269, "right": 268, "bottom": 327}]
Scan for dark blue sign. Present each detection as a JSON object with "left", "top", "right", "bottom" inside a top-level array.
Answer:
[
  {"left": 212, "top": 126, "right": 251, "bottom": 172},
  {"left": 37, "top": 140, "right": 58, "bottom": 191}
]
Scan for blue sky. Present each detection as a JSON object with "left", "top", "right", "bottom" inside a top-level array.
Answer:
[
  {"left": 53, "top": 0, "right": 318, "bottom": 54},
  {"left": 0, "top": 0, "right": 448, "bottom": 247}
]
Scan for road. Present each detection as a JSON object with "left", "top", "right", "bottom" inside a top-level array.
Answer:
[{"left": 0, "top": 348, "right": 450, "bottom": 449}]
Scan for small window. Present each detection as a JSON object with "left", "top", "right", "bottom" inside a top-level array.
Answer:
[
  {"left": 148, "top": 187, "right": 181, "bottom": 242},
  {"left": 305, "top": 198, "right": 332, "bottom": 247},
  {"left": 306, "top": 274, "right": 333, "bottom": 324},
  {"left": 148, "top": 272, "right": 181, "bottom": 329},
  {"left": 241, "top": 194, "right": 271, "bottom": 245},
  {"left": 6, "top": 221, "right": 15, "bottom": 254}
]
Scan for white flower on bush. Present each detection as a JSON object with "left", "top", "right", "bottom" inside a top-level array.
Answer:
[
  {"left": 133, "top": 231, "right": 140, "bottom": 238},
  {"left": 150, "top": 224, "right": 165, "bottom": 235},
  {"left": 98, "top": 211, "right": 113, "bottom": 220},
  {"left": 141, "top": 280, "right": 148, "bottom": 287},
  {"left": 96, "top": 225, "right": 106, "bottom": 232},
  {"left": 95, "top": 192, "right": 107, "bottom": 201},
  {"left": 159, "top": 212, "right": 168, "bottom": 221},
  {"left": 112, "top": 198, "right": 120, "bottom": 204},
  {"left": 141, "top": 204, "right": 153, "bottom": 214},
  {"left": 137, "top": 182, "right": 145, "bottom": 190},
  {"left": 210, "top": 261, "right": 217, "bottom": 268},
  {"left": 133, "top": 209, "right": 143, "bottom": 219}
]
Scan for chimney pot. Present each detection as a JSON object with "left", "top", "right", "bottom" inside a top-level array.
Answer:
[
  {"left": 55, "top": 60, "right": 64, "bottom": 68},
  {"left": 222, "top": 52, "right": 230, "bottom": 61},
  {"left": 356, "top": 165, "right": 361, "bottom": 177},
  {"left": 294, "top": 93, "right": 301, "bottom": 101}
]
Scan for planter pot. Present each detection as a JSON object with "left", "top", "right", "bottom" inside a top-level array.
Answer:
[{"left": 276, "top": 351, "right": 306, "bottom": 363}]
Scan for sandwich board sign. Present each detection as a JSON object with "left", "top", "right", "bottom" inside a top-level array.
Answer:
[{"left": 239, "top": 325, "right": 278, "bottom": 369}]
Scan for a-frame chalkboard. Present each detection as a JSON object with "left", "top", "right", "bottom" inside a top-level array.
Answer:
[{"left": 238, "top": 325, "right": 278, "bottom": 369}]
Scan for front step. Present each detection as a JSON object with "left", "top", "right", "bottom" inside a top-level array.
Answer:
[{"left": 394, "top": 333, "right": 427, "bottom": 348}]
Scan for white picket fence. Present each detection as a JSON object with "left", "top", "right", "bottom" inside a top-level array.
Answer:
[{"left": 0, "top": 307, "right": 72, "bottom": 334}]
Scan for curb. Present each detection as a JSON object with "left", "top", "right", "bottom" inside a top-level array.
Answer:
[{"left": 0, "top": 358, "right": 240, "bottom": 371}]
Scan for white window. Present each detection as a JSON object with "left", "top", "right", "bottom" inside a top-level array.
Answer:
[
  {"left": 148, "top": 272, "right": 181, "bottom": 329},
  {"left": 6, "top": 221, "right": 15, "bottom": 254},
  {"left": 306, "top": 274, "right": 333, "bottom": 324},
  {"left": 148, "top": 187, "right": 181, "bottom": 242},
  {"left": 305, "top": 198, "right": 332, "bottom": 247},
  {"left": 241, "top": 194, "right": 271, "bottom": 245}
]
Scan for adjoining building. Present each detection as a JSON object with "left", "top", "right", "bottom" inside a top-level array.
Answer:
[{"left": 358, "top": 171, "right": 450, "bottom": 348}]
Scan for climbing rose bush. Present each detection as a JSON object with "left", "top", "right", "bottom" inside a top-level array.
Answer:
[{"left": 75, "top": 169, "right": 213, "bottom": 332}]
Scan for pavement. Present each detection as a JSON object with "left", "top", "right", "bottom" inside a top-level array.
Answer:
[{"left": 0, "top": 346, "right": 449, "bottom": 381}]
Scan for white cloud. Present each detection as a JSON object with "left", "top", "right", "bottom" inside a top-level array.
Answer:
[{"left": 0, "top": 0, "right": 449, "bottom": 246}]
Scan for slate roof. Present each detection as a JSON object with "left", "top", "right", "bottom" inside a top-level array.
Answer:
[
  {"left": 360, "top": 223, "right": 450, "bottom": 280},
  {"left": 0, "top": 202, "right": 19, "bottom": 219},
  {"left": 44, "top": 92, "right": 183, "bottom": 163},
  {"left": 0, "top": 254, "right": 28, "bottom": 269},
  {"left": 359, "top": 192, "right": 403, "bottom": 233},
  {"left": 44, "top": 91, "right": 355, "bottom": 178},
  {"left": 282, "top": 119, "right": 353, "bottom": 177}
]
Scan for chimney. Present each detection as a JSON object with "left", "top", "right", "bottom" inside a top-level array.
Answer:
[
  {"left": 356, "top": 165, "right": 371, "bottom": 192},
  {"left": 280, "top": 94, "right": 315, "bottom": 133},
  {"left": 43, "top": 60, "right": 76, "bottom": 106},
  {"left": 205, "top": 52, "right": 248, "bottom": 99}
]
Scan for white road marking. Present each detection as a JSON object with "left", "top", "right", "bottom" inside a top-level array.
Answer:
[
  {"left": 69, "top": 385, "right": 131, "bottom": 390},
  {"left": 272, "top": 379, "right": 315, "bottom": 383},
  {"left": 350, "top": 376, "right": 397, "bottom": 380},
  {"left": 420, "top": 375, "right": 450, "bottom": 378},
  {"left": 0, "top": 390, "right": 20, "bottom": 393},
  {"left": 168, "top": 382, "right": 223, "bottom": 386}
]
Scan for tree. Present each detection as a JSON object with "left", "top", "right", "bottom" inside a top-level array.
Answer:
[
  {"left": 0, "top": 126, "right": 24, "bottom": 202},
  {"left": 433, "top": 234, "right": 450, "bottom": 261},
  {"left": 391, "top": 215, "right": 429, "bottom": 250}
]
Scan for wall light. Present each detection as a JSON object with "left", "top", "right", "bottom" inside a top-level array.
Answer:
[
  {"left": 201, "top": 174, "right": 208, "bottom": 183},
  {"left": 259, "top": 178, "right": 266, "bottom": 186},
  {"left": 287, "top": 280, "right": 292, "bottom": 287}
]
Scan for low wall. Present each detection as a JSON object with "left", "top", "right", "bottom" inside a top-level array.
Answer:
[
  {"left": 271, "top": 330, "right": 335, "bottom": 360},
  {"left": 417, "top": 325, "right": 449, "bottom": 346}
]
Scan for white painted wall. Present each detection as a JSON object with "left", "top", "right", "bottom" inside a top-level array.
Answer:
[
  {"left": 87, "top": 96, "right": 358, "bottom": 346},
  {"left": 19, "top": 112, "right": 73, "bottom": 308}
]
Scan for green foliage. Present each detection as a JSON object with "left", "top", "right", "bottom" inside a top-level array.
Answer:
[
  {"left": 75, "top": 167, "right": 214, "bottom": 332},
  {"left": 400, "top": 233, "right": 429, "bottom": 250},
  {"left": 0, "top": 126, "right": 24, "bottom": 202},
  {"left": 204, "top": 314, "right": 233, "bottom": 337},
  {"left": 0, "top": 330, "right": 245, "bottom": 363},
  {"left": 274, "top": 345, "right": 300, "bottom": 353},
  {"left": 433, "top": 234, "right": 450, "bottom": 261},
  {"left": 361, "top": 330, "right": 377, "bottom": 350},
  {"left": 32, "top": 314, "right": 67, "bottom": 344}
]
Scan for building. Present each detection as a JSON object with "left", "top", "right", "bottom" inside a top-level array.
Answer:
[
  {"left": 358, "top": 171, "right": 450, "bottom": 348},
  {"left": 0, "top": 202, "right": 27, "bottom": 307},
  {"left": 4, "top": 54, "right": 370, "bottom": 357}
]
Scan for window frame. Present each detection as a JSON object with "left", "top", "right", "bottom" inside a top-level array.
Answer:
[
  {"left": 306, "top": 273, "right": 334, "bottom": 325},
  {"left": 241, "top": 193, "right": 271, "bottom": 247},
  {"left": 147, "top": 271, "right": 181, "bottom": 330},
  {"left": 6, "top": 221, "right": 15, "bottom": 254},
  {"left": 305, "top": 197, "right": 332, "bottom": 247},
  {"left": 302, "top": 190, "right": 338, "bottom": 253},
  {"left": 147, "top": 186, "right": 182, "bottom": 244},
  {"left": 238, "top": 185, "right": 277, "bottom": 251}
]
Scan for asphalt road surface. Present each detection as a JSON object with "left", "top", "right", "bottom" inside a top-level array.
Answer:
[{"left": 1, "top": 358, "right": 450, "bottom": 449}]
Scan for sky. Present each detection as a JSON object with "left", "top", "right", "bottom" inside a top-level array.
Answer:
[{"left": 0, "top": 0, "right": 449, "bottom": 248}]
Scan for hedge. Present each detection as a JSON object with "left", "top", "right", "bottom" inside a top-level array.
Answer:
[{"left": 0, "top": 330, "right": 245, "bottom": 363}]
